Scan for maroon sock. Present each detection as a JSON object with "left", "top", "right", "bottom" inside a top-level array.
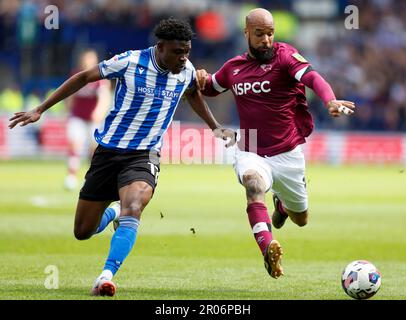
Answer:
[
  {"left": 246, "top": 202, "right": 273, "bottom": 255},
  {"left": 277, "top": 199, "right": 288, "bottom": 216}
]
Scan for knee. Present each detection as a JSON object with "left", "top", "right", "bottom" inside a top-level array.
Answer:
[
  {"left": 296, "top": 219, "right": 308, "bottom": 227},
  {"left": 121, "top": 195, "right": 152, "bottom": 219},
  {"left": 292, "top": 211, "right": 308, "bottom": 227},
  {"left": 242, "top": 173, "right": 266, "bottom": 196},
  {"left": 120, "top": 181, "right": 153, "bottom": 219},
  {"left": 74, "top": 226, "right": 93, "bottom": 240},
  {"left": 123, "top": 201, "right": 143, "bottom": 219}
]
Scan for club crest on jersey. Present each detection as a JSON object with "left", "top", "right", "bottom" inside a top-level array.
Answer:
[
  {"left": 292, "top": 53, "right": 308, "bottom": 63},
  {"left": 105, "top": 51, "right": 131, "bottom": 66},
  {"left": 260, "top": 64, "right": 272, "bottom": 72},
  {"left": 114, "top": 51, "right": 131, "bottom": 61}
]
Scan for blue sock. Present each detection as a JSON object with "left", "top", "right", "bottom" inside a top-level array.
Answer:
[
  {"left": 103, "top": 216, "right": 139, "bottom": 276},
  {"left": 95, "top": 207, "right": 116, "bottom": 234}
]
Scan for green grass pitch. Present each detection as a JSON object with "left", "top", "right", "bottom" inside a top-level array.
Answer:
[{"left": 0, "top": 160, "right": 405, "bottom": 300}]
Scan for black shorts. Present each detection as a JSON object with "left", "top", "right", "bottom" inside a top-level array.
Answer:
[{"left": 79, "top": 145, "right": 160, "bottom": 201}]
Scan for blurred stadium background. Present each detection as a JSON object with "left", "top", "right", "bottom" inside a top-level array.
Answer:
[
  {"left": 0, "top": 0, "right": 405, "bottom": 162},
  {"left": 0, "top": 0, "right": 405, "bottom": 300}
]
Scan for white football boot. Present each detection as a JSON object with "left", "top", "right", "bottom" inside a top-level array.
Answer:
[{"left": 91, "top": 274, "right": 116, "bottom": 297}]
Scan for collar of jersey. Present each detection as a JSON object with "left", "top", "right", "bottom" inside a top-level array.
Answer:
[{"left": 151, "top": 46, "right": 169, "bottom": 74}]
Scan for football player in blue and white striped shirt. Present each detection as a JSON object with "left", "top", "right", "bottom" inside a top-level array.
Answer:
[{"left": 9, "top": 18, "right": 236, "bottom": 297}]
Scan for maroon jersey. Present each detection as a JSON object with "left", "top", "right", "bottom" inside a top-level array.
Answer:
[
  {"left": 212, "top": 42, "right": 314, "bottom": 157},
  {"left": 70, "top": 80, "right": 103, "bottom": 121}
]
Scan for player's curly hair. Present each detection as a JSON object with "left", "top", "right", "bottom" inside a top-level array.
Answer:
[{"left": 154, "top": 18, "right": 194, "bottom": 41}]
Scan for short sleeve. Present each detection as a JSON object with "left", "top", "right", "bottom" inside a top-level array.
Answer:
[
  {"left": 212, "top": 62, "right": 230, "bottom": 92},
  {"left": 188, "top": 67, "right": 196, "bottom": 89},
  {"left": 281, "top": 47, "right": 311, "bottom": 81},
  {"left": 98, "top": 51, "right": 132, "bottom": 80}
]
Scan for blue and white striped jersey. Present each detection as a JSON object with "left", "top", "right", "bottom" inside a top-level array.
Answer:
[{"left": 95, "top": 46, "right": 195, "bottom": 151}]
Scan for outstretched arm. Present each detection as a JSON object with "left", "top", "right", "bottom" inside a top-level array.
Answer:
[
  {"left": 9, "top": 66, "right": 102, "bottom": 128},
  {"left": 184, "top": 88, "right": 236, "bottom": 147},
  {"left": 300, "top": 70, "right": 355, "bottom": 117}
]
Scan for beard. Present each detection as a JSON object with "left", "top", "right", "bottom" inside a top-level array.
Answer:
[{"left": 249, "top": 43, "right": 274, "bottom": 63}]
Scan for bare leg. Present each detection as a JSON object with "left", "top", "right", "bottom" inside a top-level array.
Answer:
[
  {"left": 73, "top": 199, "right": 110, "bottom": 240},
  {"left": 242, "top": 170, "right": 266, "bottom": 204},
  {"left": 119, "top": 181, "right": 153, "bottom": 220},
  {"left": 274, "top": 197, "right": 308, "bottom": 227},
  {"left": 286, "top": 207, "right": 308, "bottom": 227},
  {"left": 242, "top": 170, "right": 283, "bottom": 279},
  {"left": 91, "top": 181, "right": 154, "bottom": 296}
]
